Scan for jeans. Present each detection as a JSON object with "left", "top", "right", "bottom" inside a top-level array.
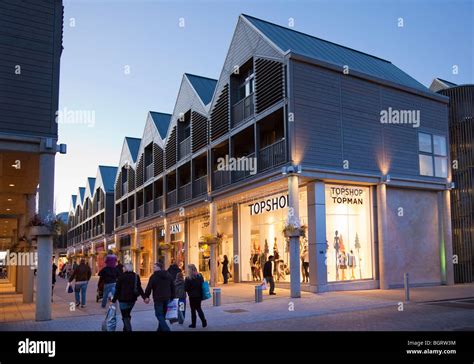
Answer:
[
  {"left": 189, "top": 297, "right": 206, "bottom": 326},
  {"left": 119, "top": 302, "right": 135, "bottom": 331},
  {"left": 74, "top": 282, "right": 88, "bottom": 306},
  {"left": 265, "top": 276, "right": 275, "bottom": 294},
  {"left": 154, "top": 300, "right": 170, "bottom": 332},
  {"left": 223, "top": 272, "right": 228, "bottom": 284},
  {"left": 102, "top": 283, "right": 116, "bottom": 308}
]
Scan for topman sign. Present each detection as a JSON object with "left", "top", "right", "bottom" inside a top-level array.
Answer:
[{"left": 248, "top": 195, "right": 289, "bottom": 215}]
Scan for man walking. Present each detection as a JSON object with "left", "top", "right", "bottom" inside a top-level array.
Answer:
[
  {"left": 69, "top": 258, "right": 92, "bottom": 308},
  {"left": 144, "top": 262, "right": 175, "bottom": 331},
  {"left": 263, "top": 255, "right": 276, "bottom": 295}
]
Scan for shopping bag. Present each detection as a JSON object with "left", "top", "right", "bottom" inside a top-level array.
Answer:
[
  {"left": 66, "top": 282, "right": 73, "bottom": 293},
  {"left": 201, "top": 280, "right": 212, "bottom": 300},
  {"left": 165, "top": 298, "right": 179, "bottom": 322},
  {"left": 261, "top": 279, "right": 268, "bottom": 290},
  {"left": 101, "top": 304, "right": 117, "bottom": 332}
]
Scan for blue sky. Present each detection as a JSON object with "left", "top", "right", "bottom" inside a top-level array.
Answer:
[{"left": 55, "top": 0, "right": 473, "bottom": 212}]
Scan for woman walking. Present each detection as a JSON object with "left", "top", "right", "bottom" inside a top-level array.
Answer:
[
  {"left": 222, "top": 255, "right": 230, "bottom": 284},
  {"left": 174, "top": 271, "right": 186, "bottom": 325},
  {"left": 184, "top": 264, "right": 207, "bottom": 328},
  {"left": 111, "top": 263, "right": 146, "bottom": 331}
]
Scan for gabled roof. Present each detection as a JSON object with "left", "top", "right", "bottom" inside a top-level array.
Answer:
[
  {"left": 429, "top": 78, "right": 458, "bottom": 92},
  {"left": 185, "top": 73, "right": 218, "bottom": 106},
  {"left": 78, "top": 187, "right": 86, "bottom": 205},
  {"left": 98, "top": 165, "right": 118, "bottom": 193},
  {"left": 70, "top": 195, "right": 77, "bottom": 212},
  {"left": 87, "top": 177, "right": 95, "bottom": 194},
  {"left": 242, "top": 14, "right": 429, "bottom": 93},
  {"left": 149, "top": 112, "right": 172, "bottom": 140},
  {"left": 125, "top": 137, "right": 141, "bottom": 163}
]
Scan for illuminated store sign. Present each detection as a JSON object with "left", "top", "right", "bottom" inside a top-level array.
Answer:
[
  {"left": 248, "top": 195, "right": 288, "bottom": 215},
  {"left": 329, "top": 186, "right": 364, "bottom": 205},
  {"left": 170, "top": 224, "right": 181, "bottom": 234}
]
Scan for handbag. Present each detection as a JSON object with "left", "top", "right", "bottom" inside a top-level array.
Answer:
[
  {"left": 101, "top": 304, "right": 117, "bottom": 332},
  {"left": 261, "top": 279, "right": 268, "bottom": 290},
  {"left": 201, "top": 278, "right": 212, "bottom": 300},
  {"left": 165, "top": 298, "right": 179, "bottom": 322},
  {"left": 67, "top": 282, "right": 73, "bottom": 293}
]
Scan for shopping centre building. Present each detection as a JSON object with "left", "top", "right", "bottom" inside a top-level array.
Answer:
[{"left": 67, "top": 14, "right": 454, "bottom": 294}]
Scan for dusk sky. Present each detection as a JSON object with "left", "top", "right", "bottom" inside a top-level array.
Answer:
[{"left": 55, "top": 0, "right": 473, "bottom": 213}]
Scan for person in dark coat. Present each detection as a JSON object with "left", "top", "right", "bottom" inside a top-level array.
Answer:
[
  {"left": 116, "top": 260, "right": 124, "bottom": 275},
  {"left": 174, "top": 271, "right": 186, "bottom": 325},
  {"left": 221, "top": 255, "right": 230, "bottom": 284},
  {"left": 98, "top": 264, "right": 120, "bottom": 308},
  {"left": 167, "top": 259, "right": 181, "bottom": 281},
  {"left": 69, "top": 259, "right": 92, "bottom": 308},
  {"left": 51, "top": 261, "right": 57, "bottom": 302},
  {"left": 184, "top": 264, "right": 207, "bottom": 328},
  {"left": 112, "top": 263, "right": 146, "bottom": 331},
  {"left": 144, "top": 262, "right": 175, "bottom": 332},
  {"left": 263, "top": 255, "right": 276, "bottom": 295}
]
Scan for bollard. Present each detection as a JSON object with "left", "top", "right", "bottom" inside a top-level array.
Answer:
[
  {"left": 404, "top": 272, "right": 410, "bottom": 302},
  {"left": 213, "top": 288, "right": 221, "bottom": 306},
  {"left": 255, "top": 285, "right": 263, "bottom": 303}
]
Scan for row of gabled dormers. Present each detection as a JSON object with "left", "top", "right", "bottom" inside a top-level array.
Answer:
[{"left": 67, "top": 165, "right": 118, "bottom": 243}]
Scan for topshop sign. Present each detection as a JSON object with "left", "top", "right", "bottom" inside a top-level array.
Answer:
[{"left": 248, "top": 195, "right": 289, "bottom": 215}]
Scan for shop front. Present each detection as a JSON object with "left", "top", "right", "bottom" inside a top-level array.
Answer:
[
  {"left": 95, "top": 242, "right": 106, "bottom": 273},
  {"left": 138, "top": 230, "right": 153, "bottom": 277},
  {"left": 118, "top": 235, "right": 132, "bottom": 265},
  {"left": 239, "top": 190, "right": 308, "bottom": 283}
]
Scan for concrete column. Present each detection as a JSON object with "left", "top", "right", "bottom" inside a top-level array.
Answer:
[
  {"left": 307, "top": 181, "right": 328, "bottom": 292},
  {"left": 288, "top": 174, "right": 301, "bottom": 298},
  {"left": 439, "top": 190, "right": 455, "bottom": 285},
  {"left": 376, "top": 184, "right": 389, "bottom": 290},
  {"left": 152, "top": 227, "right": 158, "bottom": 266},
  {"left": 184, "top": 219, "right": 189, "bottom": 268},
  {"left": 164, "top": 218, "right": 171, "bottom": 268},
  {"left": 36, "top": 152, "right": 55, "bottom": 321},
  {"left": 232, "top": 204, "right": 240, "bottom": 283},
  {"left": 16, "top": 250, "right": 24, "bottom": 294},
  {"left": 23, "top": 194, "right": 36, "bottom": 303},
  {"left": 209, "top": 202, "right": 218, "bottom": 287},
  {"left": 133, "top": 228, "right": 140, "bottom": 273}
]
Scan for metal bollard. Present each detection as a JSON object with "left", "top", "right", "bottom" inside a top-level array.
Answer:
[
  {"left": 213, "top": 288, "right": 221, "bottom": 306},
  {"left": 255, "top": 285, "right": 263, "bottom": 303},
  {"left": 404, "top": 272, "right": 410, "bottom": 302}
]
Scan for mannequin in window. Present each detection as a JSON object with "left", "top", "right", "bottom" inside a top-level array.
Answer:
[
  {"left": 338, "top": 234, "right": 347, "bottom": 280},
  {"left": 347, "top": 250, "right": 356, "bottom": 279},
  {"left": 273, "top": 240, "right": 280, "bottom": 282},
  {"left": 333, "top": 231, "right": 340, "bottom": 280}
]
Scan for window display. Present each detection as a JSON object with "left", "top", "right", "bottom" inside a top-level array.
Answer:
[
  {"left": 325, "top": 184, "right": 373, "bottom": 282},
  {"left": 240, "top": 190, "right": 307, "bottom": 282}
]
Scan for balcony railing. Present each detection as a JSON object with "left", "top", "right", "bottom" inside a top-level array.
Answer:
[
  {"left": 193, "top": 175, "right": 207, "bottom": 197},
  {"left": 167, "top": 190, "right": 177, "bottom": 207},
  {"left": 123, "top": 213, "right": 128, "bottom": 225},
  {"left": 128, "top": 209, "right": 134, "bottom": 224},
  {"left": 179, "top": 137, "right": 191, "bottom": 159},
  {"left": 145, "top": 201, "right": 153, "bottom": 216},
  {"left": 212, "top": 170, "right": 230, "bottom": 190},
  {"left": 259, "top": 138, "right": 286, "bottom": 171},
  {"left": 137, "top": 205, "right": 144, "bottom": 220},
  {"left": 232, "top": 93, "right": 254, "bottom": 127},
  {"left": 178, "top": 183, "right": 192, "bottom": 202},
  {"left": 146, "top": 164, "right": 154, "bottom": 181},
  {"left": 232, "top": 152, "right": 255, "bottom": 182},
  {"left": 154, "top": 196, "right": 163, "bottom": 212}
]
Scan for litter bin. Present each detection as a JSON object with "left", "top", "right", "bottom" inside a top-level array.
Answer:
[
  {"left": 255, "top": 285, "right": 263, "bottom": 303},
  {"left": 213, "top": 288, "right": 221, "bottom": 306}
]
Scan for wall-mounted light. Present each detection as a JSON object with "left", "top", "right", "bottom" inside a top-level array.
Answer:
[
  {"left": 381, "top": 174, "right": 391, "bottom": 183},
  {"left": 447, "top": 182, "right": 455, "bottom": 190},
  {"left": 282, "top": 164, "right": 302, "bottom": 175}
]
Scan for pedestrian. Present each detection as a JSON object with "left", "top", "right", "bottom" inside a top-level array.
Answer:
[
  {"left": 111, "top": 263, "right": 146, "bottom": 331},
  {"left": 144, "top": 262, "right": 175, "bottom": 332},
  {"left": 184, "top": 264, "right": 207, "bottom": 328},
  {"left": 174, "top": 271, "right": 186, "bottom": 325},
  {"left": 69, "top": 258, "right": 92, "bottom": 308},
  {"left": 167, "top": 259, "right": 181, "bottom": 281},
  {"left": 116, "top": 260, "right": 124, "bottom": 275},
  {"left": 263, "top": 255, "right": 276, "bottom": 295},
  {"left": 222, "top": 255, "right": 230, "bottom": 284},
  {"left": 65, "top": 262, "right": 72, "bottom": 280},
  {"left": 301, "top": 246, "right": 309, "bottom": 283},
  {"left": 51, "top": 260, "right": 57, "bottom": 302},
  {"left": 98, "top": 261, "right": 120, "bottom": 308}
]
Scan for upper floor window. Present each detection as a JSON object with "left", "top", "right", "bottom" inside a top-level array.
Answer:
[
  {"left": 418, "top": 132, "right": 448, "bottom": 178},
  {"left": 238, "top": 71, "right": 254, "bottom": 101}
]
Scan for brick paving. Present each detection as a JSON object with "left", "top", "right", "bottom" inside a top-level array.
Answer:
[{"left": 0, "top": 277, "right": 473, "bottom": 331}]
